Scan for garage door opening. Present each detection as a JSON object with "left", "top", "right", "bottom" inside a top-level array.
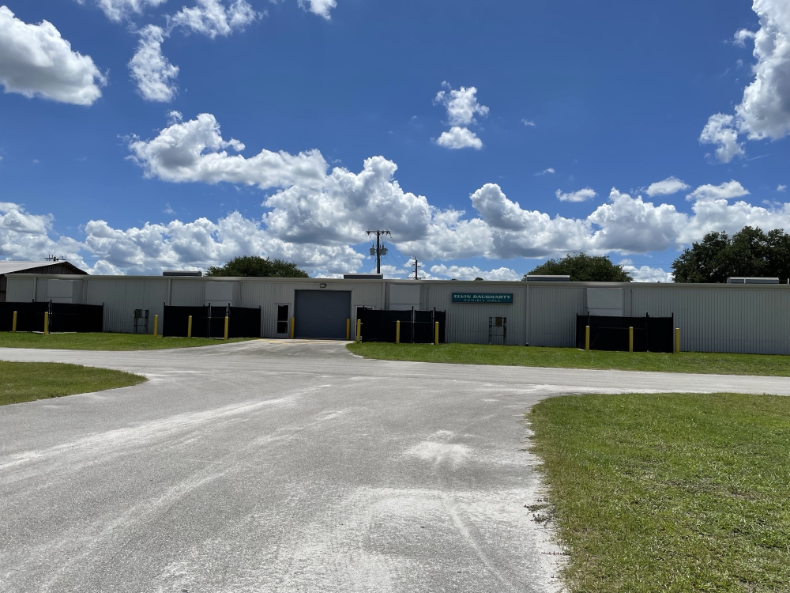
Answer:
[{"left": 294, "top": 290, "right": 351, "bottom": 340}]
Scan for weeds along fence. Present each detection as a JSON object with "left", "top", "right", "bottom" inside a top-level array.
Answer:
[
  {"left": 576, "top": 313, "right": 674, "bottom": 353},
  {"left": 163, "top": 305, "right": 261, "bottom": 338},
  {"left": 0, "top": 302, "right": 104, "bottom": 333},
  {"left": 358, "top": 308, "right": 446, "bottom": 343}
]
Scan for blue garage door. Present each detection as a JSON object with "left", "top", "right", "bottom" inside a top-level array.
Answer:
[{"left": 294, "top": 290, "right": 351, "bottom": 339}]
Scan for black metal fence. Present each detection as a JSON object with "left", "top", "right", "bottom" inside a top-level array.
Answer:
[
  {"left": 0, "top": 302, "right": 104, "bottom": 333},
  {"left": 358, "top": 308, "right": 446, "bottom": 343},
  {"left": 163, "top": 305, "right": 261, "bottom": 338},
  {"left": 575, "top": 313, "right": 674, "bottom": 353}
]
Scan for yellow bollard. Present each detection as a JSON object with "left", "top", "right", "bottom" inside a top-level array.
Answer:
[
  {"left": 585, "top": 325, "right": 590, "bottom": 351},
  {"left": 153, "top": 314, "right": 158, "bottom": 338},
  {"left": 12, "top": 311, "right": 17, "bottom": 332},
  {"left": 356, "top": 318, "right": 362, "bottom": 343},
  {"left": 187, "top": 315, "right": 193, "bottom": 338},
  {"left": 290, "top": 317, "right": 295, "bottom": 339},
  {"left": 224, "top": 316, "right": 229, "bottom": 341},
  {"left": 44, "top": 311, "right": 49, "bottom": 335},
  {"left": 434, "top": 321, "right": 439, "bottom": 346},
  {"left": 346, "top": 318, "right": 350, "bottom": 341},
  {"left": 395, "top": 320, "right": 401, "bottom": 344},
  {"left": 675, "top": 328, "right": 680, "bottom": 353},
  {"left": 629, "top": 326, "right": 634, "bottom": 353}
]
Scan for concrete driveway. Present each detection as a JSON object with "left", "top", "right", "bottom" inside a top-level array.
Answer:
[{"left": 2, "top": 341, "right": 788, "bottom": 593}]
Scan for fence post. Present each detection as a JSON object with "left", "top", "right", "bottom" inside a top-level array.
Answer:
[
  {"left": 396, "top": 320, "right": 400, "bottom": 344},
  {"left": 434, "top": 321, "right": 439, "bottom": 346},
  {"left": 346, "top": 318, "right": 350, "bottom": 341},
  {"left": 290, "top": 317, "right": 295, "bottom": 339},
  {"left": 12, "top": 311, "right": 17, "bottom": 332},
  {"left": 224, "top": 316, "right": 229, "bottom": 341},
  {"left": 675, "top": 328, "right": 680, "bottom": 353},
  {"left": 44, "top": 312, "right": 49, "bottom": 335},
  {"left": 356, "top": 318, "right": 362, "bottom": 343},
  {"left": 153, "top": 314, "right": 158, "bottom": 338},
  {"left": 187, "top": 315, "right": 192, "bottom": 338},
  {"left": 585, "top": 325, "right": 590, "bottom": 351},
  {"left": 629, "top": 326, "right": 633, "bottom": 353}
]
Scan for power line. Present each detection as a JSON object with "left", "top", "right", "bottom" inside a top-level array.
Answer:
[{"left": 366, "top": 230, "right": 391, "bottom": 274}]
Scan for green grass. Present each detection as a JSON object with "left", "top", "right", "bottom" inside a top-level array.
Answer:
[
  {"left": 0, "top": 332, "right": 253, "bottom": 351},
  {"left": 0, "top": 360, "right": 146, "bottom": 406},
  {"left": 347, "top": 342, "right": 790, "bottom": 377},
  {"left": 528, "top": 393, "right": 790, "bottom": 593}
]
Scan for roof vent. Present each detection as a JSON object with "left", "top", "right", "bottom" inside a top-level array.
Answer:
[
  {"left": 163, "top": 270, "right": 202, "bottom": 277},
  {"left": 727, "top": 277, "right": 780, "bottom": 284},
  {"left": 525, "top": 275, "right": 571, "bottom": 282}
]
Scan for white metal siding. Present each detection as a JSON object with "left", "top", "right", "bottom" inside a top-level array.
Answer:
[
  {"left": 86, "top": 278, "right": 169, "bottom": 334},
  {"left": 171, "top": 280, "right": 205, "bottom": 306},
  {"left": 6, "top": 277, "right": 34, "bottom": 302},
  {"left": 632, "top": 287, "right": 790, "bottom": 354},
  {"left": 528, "top": 286, "right": 586, "bottom": 347},
  {"left": 423, "top": 283, "right": 527, "bottom": 345}
]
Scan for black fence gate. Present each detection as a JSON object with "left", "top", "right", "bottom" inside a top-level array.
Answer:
[
  {"left": 358, "top": 308, "right": 446, "bottom": 344},
  {"left": 163, "top": 305, "right": 261, "bottom": 338},
  {"left": 575, "top": 313, "right": 674, "bottom": 353},
  {"left": 0, "top": 302, "right": 103, "bottom": 333}
]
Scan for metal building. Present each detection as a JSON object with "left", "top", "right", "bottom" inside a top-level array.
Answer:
[
  {"left": 5, "top": 273, "right": 790, "bottom": 355},
  {"left": 0, "top": 261, "right": 86, "bottom": 303}
]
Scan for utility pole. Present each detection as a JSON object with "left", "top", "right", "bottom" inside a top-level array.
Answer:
[
  {"left": 366, "top": 230, "right": 391, "bottom": 274},
  {"left": 412, "top": 259, "right": 421, "bottom": 280}
]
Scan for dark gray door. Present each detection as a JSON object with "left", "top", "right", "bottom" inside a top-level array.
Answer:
[{"left": 294, "top": 290, "right": 351, "bottom": 339}]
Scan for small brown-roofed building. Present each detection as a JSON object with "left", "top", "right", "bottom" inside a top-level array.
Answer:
[{"left": 0, "top": 261, "right": 87, "bottom": 302}]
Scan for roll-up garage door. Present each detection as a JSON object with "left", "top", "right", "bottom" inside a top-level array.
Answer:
[{"left": 294, "top": 290, "right": 351, "bottom": 339}]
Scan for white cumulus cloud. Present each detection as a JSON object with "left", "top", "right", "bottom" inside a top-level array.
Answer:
[
  {"left": 535, "top": 168, "right": 555, "bottom": 176},
  {"left": 779, "top": 184, "right": 787, "bottom": 192},
  {"left": 0, "top": 7, "right": 106, "bottom": 106},
  {"left": 435, "top": 127, "right": 483, "bottom": 150},
  {"left": 129, "top": 25, "right": 179, "bottom": 102},
  {"left": 433, "top": 83, "right": 488, "bottom": 150},
  {"left": 701, "top": 0, "right": 790, "bottom": 161},
  {"left": 170, "top": 0, "right": 259, "bottom": 39},
  {"left": 686, "top": 180, "right": 749, "bottom": 201},
  {"left": 699, "top": 113, "right": 744, "bottom": 163},
  {"left": 119, "top": 113, "right": 790, "bottom": 272},
  {"left": 645, "top": 176, "right": 689, "bottom": 197},
  {"left": 556, "top": 188, "right": 597, "bottom": 202},
  {"left": 127, "top": 113, "right": 327, "bottom": 188},
  {"left": 76, "top": 0, "right": 169, "bottom": 22},
  {"left": 429, "top": 264, "right": 520, "bottom": 281},
  {"left": 618, "top": 260, "right": 674, "bottom": 283},
  {"left": 298, "top": 0, "right": 337, "bottom": 19}
]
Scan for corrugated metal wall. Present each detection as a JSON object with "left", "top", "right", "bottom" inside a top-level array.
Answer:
[
  {"left": 6, "top": 277, "right": 34, "bottom": 302},
  {"left": 630, "top": 286, "right": 790, "bottom": 354},
  {"left": 86, "top": 278, "right": 169, "bottom": 334},
  {"left": 422, "top": 283, "right": 527, "bottom": 345},
  {"left": 527, "top": 285, "right": 586, "bottom": 347},
  {"left": 4, "top": 274, "right": 790, "bottom": 353}
]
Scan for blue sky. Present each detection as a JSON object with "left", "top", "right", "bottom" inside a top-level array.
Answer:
[{"left": 1, "top": 0, "right": 789, "bottom": 280}]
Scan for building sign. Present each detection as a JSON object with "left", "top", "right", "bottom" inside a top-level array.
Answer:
[{"left": 452, "top": 293, "right": 513, "bottom": 304}]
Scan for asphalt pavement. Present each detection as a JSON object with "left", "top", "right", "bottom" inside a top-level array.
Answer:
[{"left": 2, "top": 340, "right": 789, "bottom": 593}]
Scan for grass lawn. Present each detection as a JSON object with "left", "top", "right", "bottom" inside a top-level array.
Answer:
[
  {"left": 528, "top": 393, "right": 790, "bottom": 593},
  {"left": 0, "top": 332, "right": 253, "bottom": 351},
  {"left": 0, "top": 361, "right": 146, "bottom": 406},
  {"left": 347, "top": 342, "right": 790, "bottom": 377}
]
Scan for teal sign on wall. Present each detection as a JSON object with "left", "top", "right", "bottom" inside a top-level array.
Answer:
[{"left": 452, "top": 293, "right": 513, "bottom": 304}]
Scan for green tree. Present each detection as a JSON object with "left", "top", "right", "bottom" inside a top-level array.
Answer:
[
  {"left": 206, "top": 256, "right": 309, "bottom": 278},
  {"left": 523, "top": 253, "right": 632, "bottom": 282},
  {"left": 672, "top": 226, "right": 790, "bottom": 283}
]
